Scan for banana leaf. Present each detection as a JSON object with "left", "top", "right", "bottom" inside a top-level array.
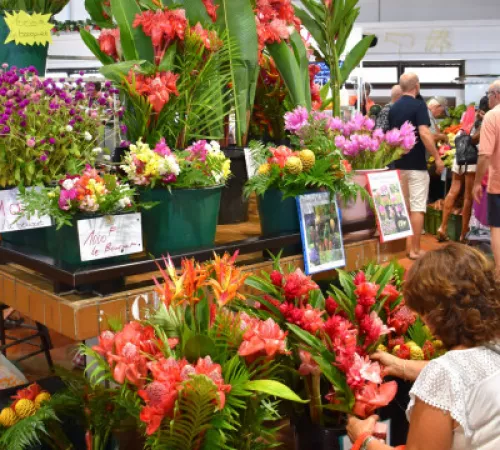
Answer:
[
  {"left": 213, "top": 0, "right": 259, "bottom": 146},
  {"left": 183, "top": 0, "right": 211, "bottom": 24},
  {"left": 339, "top": 35, "right": 374, "bottom": 85},
  {"left": 110, "top": 0, "right": 155, "bottom": 63},
  {"left": 84, "top": 0, "right": 113, "bottom": 28},
  {"left": 289, "top": 31, "right": 312, "bottom": 111}
]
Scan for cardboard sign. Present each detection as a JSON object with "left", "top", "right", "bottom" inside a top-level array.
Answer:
[
  {"left": 297, "top": 192, "right": 346, "bottom": 275},
  {"left": 77, "top": 213, "right": 143, "bottom": 262},
  {"left": 366, "top": 170, "right": 413, "bottom": 243},
  {"left": 0, "top": 188, "right": 52, "bottom": 233},
  {"left": 4, "top": 11, "right": 53, "bottom": 46}
]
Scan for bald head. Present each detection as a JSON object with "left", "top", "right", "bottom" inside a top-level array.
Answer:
[
  {"left": 399, "top": 73, "right": 420, "bottom": 95},
  {"left": 391, "top": 85, "right": 402, "bottom": 103},
  {"left": 487, "top": 80, "right": 500, "bottom": 109}
]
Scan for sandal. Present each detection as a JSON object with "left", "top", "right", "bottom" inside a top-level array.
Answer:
[{"left": 436, "top": 230, "right": 449, "bottom": 242}]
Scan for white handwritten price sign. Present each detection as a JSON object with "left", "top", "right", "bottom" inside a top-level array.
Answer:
[
  {"left": 77, "top": 213, "right": 143, "bottom": 262},
  {"left": 0, "top": 188, "right": 52, "bottom": 233}
]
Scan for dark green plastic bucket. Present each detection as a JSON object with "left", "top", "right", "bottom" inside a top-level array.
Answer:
[
  {"left": 0, "top": 13, "right": 48, "bottom": 75},
  {"left": 257, "top": 189, "right": 300, "bottom": 236},
  {"left": 45, "top": 215, "right": 133, "bottom": 268},
  {"left": 1, "top": 227, "right": 49, "bottom": 253},
  {"left": 139, "top": 187, "right": 222, "bottom": 256}
]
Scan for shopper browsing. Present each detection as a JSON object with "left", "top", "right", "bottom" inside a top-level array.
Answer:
[
  {"left": 427, "top": 96, "right": 450, "bottom": 144},
  {"left": 437, "top": 96, "right": 489, "bottom": 243},
  {"left": 473, "top": 80, "right": 500, "bottom": 276},
  {"left": 376, "top": 85, "right": 403, "bottom": 132},
  {"left": 347, "top": 244, "right": 500, "bottom": 450},
  {"left": 389, "top": 73, "right": 444, "bottom": 260}
]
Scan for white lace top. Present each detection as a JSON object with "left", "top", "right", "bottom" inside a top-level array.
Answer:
[{"left": 407, "top": 346, "right": 500, "bottom": 450}]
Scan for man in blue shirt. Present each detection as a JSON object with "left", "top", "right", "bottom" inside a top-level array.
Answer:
[{"left": 389, "top": 73, "right": 444, "bottom": 260}]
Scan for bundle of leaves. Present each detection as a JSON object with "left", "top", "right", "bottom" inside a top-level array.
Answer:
[{"left": 83, "top": 252, "right": 305, "bottom": 450}]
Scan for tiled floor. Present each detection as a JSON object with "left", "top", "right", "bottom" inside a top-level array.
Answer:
[{"left": 3, "top": 233, "right": 444, "bottom": 382}]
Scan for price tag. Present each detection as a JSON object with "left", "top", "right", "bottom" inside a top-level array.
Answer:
[
  {"left": 244, "top": 147, "right": 259, "bottom": 178},
  {"left": 0, "top": 188, "right": 51, "bottom": 233},
  {"left": 4, "top": 11, "right": 53, "bottom": 46},
  {"left": 77, "top": 213, "right": 143, "bottom": 262}
]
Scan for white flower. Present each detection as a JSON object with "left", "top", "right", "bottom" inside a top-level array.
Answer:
[
  {"left": 212, "top": 171, "right": 222, "bottom": 184},
  {"left": 209, "top": 140, "right": 221, "bottom": 154},
  {"left": 66, "top": 125, "right": 73, "bottom": 132},
  {"left": 166, "top": 155, "right": 181, "bottom": 176},
  {"left": 118, "top": 197, "right": 131, "bottom": 209},
  {"left": 92, "top": 147, "right": 102, "bottom": 154},
  {"left": 62, "top": 179, "right": 75, "bottom": 190},
  {"left": 84, "top": 131, "right": 93, "bottom": 141},
  {"left": 102, "top": 155, "right": 111, "bottom": 161}
]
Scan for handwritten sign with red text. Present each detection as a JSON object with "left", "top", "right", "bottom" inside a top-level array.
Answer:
[
  {"left": 0, "top": 188, "right": 52, "bottom": 233},
  {"left": 77, "top": 213, "right": 143, "bottom": 261}
]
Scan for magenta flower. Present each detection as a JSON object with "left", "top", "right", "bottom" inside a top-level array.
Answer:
[
  {"left": 335, "top": 135, "right": 347, "bottom": 149},
  {"left": 162, "top": 174, "right": 177, "bottom": 184},
  {"left": 369, "top": 138, "right": 380, "bottom": 152},
  {"left": 154, "top": 138, "right": 172, "bottom": 156},
  {"left": 187, "top": 140, "right": 208, "bottom": 162},
  {"left": 284, "top": 107, "right": 309, "bottom": 132},
  {"left": 385, "top": 129, "right": 402, "bottom": 147},
  {"left": 351, "top": 113, "right": 365, "bottom": 131},
  {"left": 372, "top": 128, "right": 385, "bottom": 142},
  {"left": 402, "top": 134, "right": 416, "bottom": 151},
  {"left": 343, "top": 123, "right": 353, "bottom": 136},
  {"left": 399, "top": 121, "right": 416, "bottom": 137},
  {"left": 58, "top": 188, "right": 77, "bottom": 211},
  {"left": 328, "top": 116, "right": 343, "bottom": 131},
  {"left": 364, "top": 117, "right": 375, "bottom": 131}
]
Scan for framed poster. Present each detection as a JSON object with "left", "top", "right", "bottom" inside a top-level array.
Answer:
[
  {"left": 297, "top": 192, "right": 345, "bottom": 275},
  {"left": 366, "top": 171, "right": 413, "bottom": 243}
]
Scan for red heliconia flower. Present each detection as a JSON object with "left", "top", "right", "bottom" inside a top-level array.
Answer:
[
  {"left": 381, "top": 284, "right": 401, "bottom": 304},
  {"left": 388, "top": 305, "right": 416, "bottom": 336},
  {"left": 202, "top": 0, "right": 219, "bottom": 22},
  {"left": 238, "top": 317, "right": 289, "bottom": 362},
  {"left": 353, "top": 271, "right": 366, "bottom": 286},
  {"left": 352, "top": 381, "right": 398, "bottom": 418},
  {"left": 270, "top": 270, "right": 284, "bottom": 287},
  {"left": 394, "top": 344, "right": 411, "bottom": 360},
  {"left": 423, "top": 341, "right": 436, "bottom": 360},
  {"left": 325, "top": 296, "right": 338, "bottom": 315}
]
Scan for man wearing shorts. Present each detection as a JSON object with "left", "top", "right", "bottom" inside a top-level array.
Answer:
[
  {"left": 474, "top": 80, "right": 500, "bottom": 275},
  {"left": 389, "top": 73, "right": 444, "bottom": 260}
]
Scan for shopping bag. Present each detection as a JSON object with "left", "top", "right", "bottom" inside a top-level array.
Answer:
[{"left": 0, "top": 353, "right": 28, "bottom": 389}]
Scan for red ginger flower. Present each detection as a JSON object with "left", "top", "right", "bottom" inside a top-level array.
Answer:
[
  {"left": 129, "top": 71, "right": 180, "bottom": 113},
  {"left": 353, "top": 271, "right": 366, "bottom": 286},
  {"left": 139, "top": 381, "right": 179, "bottom": 435},
  {"left": 381, "top": 284, "right": 401, "bottom": 304},
  {"left": 239, "top": 317, "right": 289, "bottom": 362},
  {"left": 98, "top": 28, "right": 121, "bottom": 61},
  {"left": 423, "top": 341, "right": 436, "bottom": 360},
  {"left": 283, "top": 268, "right": 319, "bottom": 302},
  {"left": 202, "top": 0, "right": 218, "bottom": 22},
  {"left": 270, "top": 270, "right": 284, "bottom": 287},
  {"left": 280, "top": 303, "right": 325, "bottom": 334},
  {"left": 325, "top": 296, "right": 338, "bottom": 315},
  {"left": 133, "top": 8, "right": 187, "bottom": 47},
  {"left": 394, "top": 343, "right": 411, "bottom": 360},
  {"left": 360, "top": 311, "right": 393, "bottom": 345},
  {"left": 352, "top": 381, "right": 398, "bottom": 418},
  {"left": 387, "top": 305, "right": 416, "bottom": 335},
  {"left": 388, "top": 336, "right": 405, "bottom": 350}
]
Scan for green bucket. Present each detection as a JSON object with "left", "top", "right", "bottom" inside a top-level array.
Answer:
[
  {"left": 1, "top": 226, "right": 50, "bottom": 253},
  {"left": 447, "top": 214, "right": 463, "bottom": 242},
  {"left": 139, "top": 187, "right": 222, "bottom": 256},
  {"left": 45, "top": 216, "right": 133, "bottom": 268},
  {"left": 257, "top": 189, "right": 300, "bottom": 236},
  {"left": 0, "top": 13, "right": 49, "bottom": 75}
]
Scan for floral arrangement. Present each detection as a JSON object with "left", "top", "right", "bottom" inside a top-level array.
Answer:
[
  {"left": 245, "top": 108, "right": 360, "bottom": 200},
  {"left": 51, "top": 19, "right": 100, "bottom": 35},
  {"left": 83, "top": 253, "right": 304, "bottom": 450},
  {"left": 286, "top": 107, "right": 417, "bottom": 170},
  {"left": 121, "top": 138, "right": 231, "bottom": 189},
  {"left": 0, "top": 0, "right": 69, "bottom": 14},
  {"left": 0, "top": 65, "right": 119, "bottom": 187},
  {"left": 241, "top": 260, "right": 401, "bottom": 426},
  {"left": 18, "top": 166, "right": 137, "bottom": 228}
]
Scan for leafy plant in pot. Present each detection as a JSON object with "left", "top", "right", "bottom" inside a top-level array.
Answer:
[
  {"left": 238, "top": 259, "right": 401, "bottom": 449},
  {"left": 121, "top": 138, "right": 231, "bottom": 256},
  {"left": 0, "top": 0, "right": 70, "bottom": 74}
]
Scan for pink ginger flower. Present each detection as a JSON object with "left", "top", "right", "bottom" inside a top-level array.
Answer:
[
  {"left": 284, "top": 106, "right": 309, "bottom": 132},
  {"left": 298, "top": 350, "right": 321, "bottom": 376},
  {"left": 335, "top": 135, "right": 347, "bottom": 150},
  {"left": 328, "top": 116, "right": 344, "bottom": 132},
  {"left": 372, "top": 128, "right": 385, "bottom": 141},
  {"left": 347, "top": 353, "right": 382, "bottom": 389},
  {"left": 352, "top": 381, "right": 398, "bottom": 418},
  {"left": 385, "top": 129, "right": 402, "bottom": 146},
  {"left": 238, "top": 318, "right": 289, "bottom": 362},
  {"left": 364, "top": 117, "right": 375, "bottom": 131}
]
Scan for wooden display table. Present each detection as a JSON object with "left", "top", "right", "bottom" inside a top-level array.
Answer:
[{"left": 0, "top": 232, "right": 405, "bottom": 341}]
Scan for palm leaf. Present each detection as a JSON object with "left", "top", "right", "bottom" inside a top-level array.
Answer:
[{"left": 339, "top": 35, "right": 374, "bottom": 86}]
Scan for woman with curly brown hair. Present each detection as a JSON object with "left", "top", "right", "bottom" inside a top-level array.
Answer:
[{"left": 347, "top": 243, "right": 500, "bottom": 450}]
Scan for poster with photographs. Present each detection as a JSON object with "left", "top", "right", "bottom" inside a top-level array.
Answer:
[
  {"left": 297, "top": 192, "right": 345, "bottom": 275},
  {"left": 367, "top": 170, "right": 413, "bottom": 243}
]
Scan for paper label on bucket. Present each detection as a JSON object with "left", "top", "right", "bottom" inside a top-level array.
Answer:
[
  {"left": 0, "top": 188, "right": 52, "bottom": 233},
  {"left": 4, "top": 11, "right": 53, "bottom": 46},
  {"left": 244, "top": 148, "right": 259, "bottom": 178},
  {"left": 77, "top": 213, "right": 143, "bottom": 261}
]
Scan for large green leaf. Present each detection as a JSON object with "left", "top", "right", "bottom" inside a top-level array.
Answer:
[
  {"left": 183, "top": 0, "right": 211, "bottom": 24},
  {"left": 110, "top": 0, "right": 155, "bottom": 62},
  {"left": 294, "top": 8, "right": 326, "bottom": 57},
  {"left": 214, "top": 0, "right": 259, "bottom": 146},
  {"left": 268, "top": 40, "right": 307, "bottom": 109},
  {"left": 184, "top": 335, "right": 217, "bottom": 362},
  {"left": 80, "top": 29, "right": 116, "bottom": 65},
  {"left": 289, "top": 31, "right": 312, "bottom": 111},
  {"left": 85, "top": 0, "right": 114, "bottom": 28},
  {"left": 245, "top": 380, "right": 308, "bottom": 403},
  {"left": 99, "top": 60, "right": 153, "bottom": 83},
  {"left": 339, "top": 35, "right": 374, "bottom": 85}
]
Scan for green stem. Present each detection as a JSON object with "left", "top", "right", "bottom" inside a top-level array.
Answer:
[
  {"left": 309, "top": 374, "right": 323, "bottom": 426},
  {"left": 331, "top": 45, "right": 342, "bottom": 118}
]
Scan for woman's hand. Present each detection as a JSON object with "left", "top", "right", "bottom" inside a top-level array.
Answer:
[
  {"left": 347, "top": 415, "right": 379, "bottom": 443},
  {"left": 371, "top": 351, "right": 401, "bottom": 377}
]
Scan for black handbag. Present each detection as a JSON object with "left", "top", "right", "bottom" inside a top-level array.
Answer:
[{"left": 455, "top": 133, "right": 478, "bottom": 166}]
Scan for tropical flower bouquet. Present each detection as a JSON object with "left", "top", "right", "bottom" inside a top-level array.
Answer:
[
  {"left": 0, "top": 65, "right": 119, "bottom": 187},
  {"left": 83, "top": 253, "right": 305, "bottom": 450},
  {"left": 121, "top": 138, "right": 231, "bottom": 189},
  {"left": 240, "top": 260, "right": 401, "bottom": 435},
  {"left": 18, "top": 166, "right": 137, "bottom": 229}
]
